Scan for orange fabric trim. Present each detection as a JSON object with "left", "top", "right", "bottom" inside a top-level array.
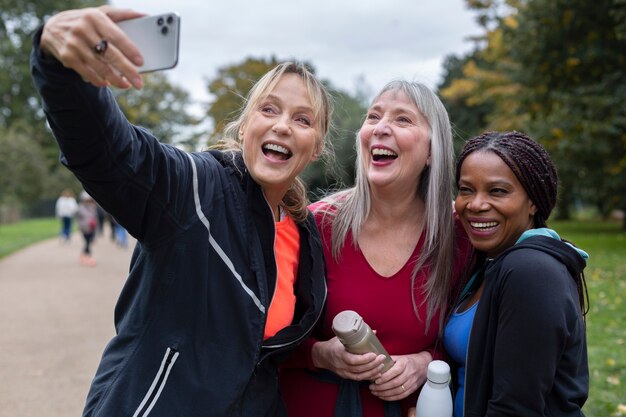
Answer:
[{"left": 264, "top": 215, "right": 300, "bottom": 339}]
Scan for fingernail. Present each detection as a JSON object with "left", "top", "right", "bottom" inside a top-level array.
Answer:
[{"left": 132, "top": 76, "right": 143, "bottom": 89}]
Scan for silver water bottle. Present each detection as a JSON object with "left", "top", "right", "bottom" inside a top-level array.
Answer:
[{"left": 332, "top": 310, "right": 394, "bottom": 373}]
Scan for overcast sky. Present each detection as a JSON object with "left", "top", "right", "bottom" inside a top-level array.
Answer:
[{"left": 111, "top": 0, "right": 482, "bottom": 107}]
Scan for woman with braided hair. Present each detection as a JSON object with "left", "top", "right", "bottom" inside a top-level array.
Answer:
[{"left": 442, "top": 131, "right": 589, "bottom": 417}]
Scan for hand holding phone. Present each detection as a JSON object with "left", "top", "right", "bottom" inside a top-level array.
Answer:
[{"left": 117, "top": 13, "right": 180, "bottom": 73}]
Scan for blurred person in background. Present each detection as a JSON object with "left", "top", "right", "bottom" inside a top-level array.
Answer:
[
  {"left": 76, "top": 191, "right": 98, "bottom": 266},
  {"left": 55, "top": 188, "right": 78, "bottom": 243}
]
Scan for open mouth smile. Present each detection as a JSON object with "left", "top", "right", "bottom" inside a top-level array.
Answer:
[
  {"left": 371, "top": 147, "right": 398, "bottom": 162},
  {"left": 469, "top": 221, "right": 499, "bottom": 231},
  {"left": 263, "top": 143, "right": 293, "bottom": 161}
]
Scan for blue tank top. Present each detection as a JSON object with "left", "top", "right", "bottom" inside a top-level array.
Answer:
[{"left": 443, "top": 301, "right": 478, "bottom": 417}]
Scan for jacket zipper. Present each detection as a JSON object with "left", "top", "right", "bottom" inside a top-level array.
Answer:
[{"left": 133, "top": 347, "right": 179, "bottom": 417}]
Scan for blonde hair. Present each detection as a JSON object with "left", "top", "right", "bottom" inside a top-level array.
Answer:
[
  {"left": 318, "top": 80, "right": 455, "bottom": 333},
  {"left": 215, "top": 62, "right": 333, "bottom": 223}
]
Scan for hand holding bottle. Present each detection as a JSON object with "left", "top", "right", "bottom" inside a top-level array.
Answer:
[
  {"left": 332, "top": 310, "right": 394, "bottom": 372},
  {"left": 369, "top": 351, "right": 432, "bottom": 401},
  {"left": 311, "top": 336, "right": 389, "bottom": 381}
]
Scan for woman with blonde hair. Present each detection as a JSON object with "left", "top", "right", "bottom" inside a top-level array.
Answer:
[{"left": 32, "top": 6, "right": 331, "bottom": 416}]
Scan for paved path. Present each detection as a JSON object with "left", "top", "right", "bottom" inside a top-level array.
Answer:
[{"left": 0, "top": 230, "right": 134, "bottom": 417}]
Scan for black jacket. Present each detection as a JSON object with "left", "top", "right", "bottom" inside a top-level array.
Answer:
[
  {"left": 464, "top": 235, "right": 588, "bottom": 417},
  {"left": 31, "top": 30, "right": 327, "bottom": 417}
]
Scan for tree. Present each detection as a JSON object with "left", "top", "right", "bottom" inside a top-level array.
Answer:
[
  {"left": 437, "top": 53, "right": 494, "bottom": 153},
  {"left": 0, "top": 0, "right": 101, "bottom": 153},
  {"left": 438, "top": 14, "right": 527, "bottom": 135},
  {"left": 505, "top": 0, "right": 626, "bottom": 223},
  {"left": 439, "top": 0, "right": 626, "bottom": 224},
  {"left": 0, "top": 126, "right": 48, "bottom": 221}
]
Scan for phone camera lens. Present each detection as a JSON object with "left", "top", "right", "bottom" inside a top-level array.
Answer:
[
  {"left": 167, "top": 15, "right": 174, "bottom": 24},
  {"left": 161, "top": 26, "right": 169, "bottom": 35},
  {"left": 157, "top": 17, "right": 164, "bottom": 26}
]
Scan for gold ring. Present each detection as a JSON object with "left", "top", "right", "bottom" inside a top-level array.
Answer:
[{"left": 401, "top": 384, "right": 406, "bottom": 392}]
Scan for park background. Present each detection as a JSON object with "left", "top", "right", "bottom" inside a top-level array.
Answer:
[{"left": 1, "top": 0, "right": 625, "bottom": 416}]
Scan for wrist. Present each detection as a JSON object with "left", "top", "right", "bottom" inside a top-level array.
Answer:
[{"left": 311, "top": 341, "right": 325, "bottom": 369}]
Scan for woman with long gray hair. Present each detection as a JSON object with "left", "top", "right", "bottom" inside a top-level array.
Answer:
[{"left": 280, "top": 80, "right": 473, "bottom": 417}]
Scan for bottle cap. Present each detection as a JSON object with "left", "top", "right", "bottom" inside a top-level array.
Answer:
[
  {"left": 427, "top": 360, "right": 450, "bottom": 384},
  {"left": 332, "top": 310, "right": 368, "bottom": 346}
]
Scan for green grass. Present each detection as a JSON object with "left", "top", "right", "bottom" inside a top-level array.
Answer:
[
  {"left": 0, "top": 217, "right": 59, "bottom": 259},
  {"left": 552, "top": 220, "right": 626, "bottom": 417},
  {"left": 0, "top": 218, "right": 624, "bottom": 414}
]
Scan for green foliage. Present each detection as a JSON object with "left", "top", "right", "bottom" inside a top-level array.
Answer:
[
  {"left": 438, "top": 53, "right": 494, "bottom": 152},
  {"left": 0, "top": 126, "right": 47, "bottom": 205},
  {"left": 506, "top": 0, "right": 626, "bottom": 219},
  {"left": 439, "top": 0, "right": 626, "bottom": 223},
  {"left": 0, "top": 0, "right": 101, "bottom": 141}
]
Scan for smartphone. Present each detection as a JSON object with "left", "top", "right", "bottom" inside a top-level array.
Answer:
[{"left": 117, "top": 13, "right": 180, "bottom": 73}]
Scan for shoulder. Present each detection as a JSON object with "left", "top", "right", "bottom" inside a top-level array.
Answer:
[
  {"left": 493, "top": 245, "right": 573, "bottom": 293},
  {"left": 188, "top": 150, "right": 247, "bottom": 183},
  {"left": 500, "top": 243, "right": 562, "bottom": 271},
  {"left": 451, "top": 216, "right": 475, "bottom": 274},
  {"left": 308, "top": 199, "right": 338, "bottom": 232}
]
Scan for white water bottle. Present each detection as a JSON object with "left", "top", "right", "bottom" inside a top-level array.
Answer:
[{"left": 415, "top": 360, "right": 453, "bottom": 417}]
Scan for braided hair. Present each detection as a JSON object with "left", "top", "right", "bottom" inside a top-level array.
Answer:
[
  {"left": 456, "top": 131, "right": 557, "bottom": 227},
  {"left": 456, "top": 131, "right": 588, "bottom": 316}
]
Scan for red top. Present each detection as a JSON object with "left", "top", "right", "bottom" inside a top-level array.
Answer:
[{"left": 280, "top": 202, "right": 473, "bottom": 417}]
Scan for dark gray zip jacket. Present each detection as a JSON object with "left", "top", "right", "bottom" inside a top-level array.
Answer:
[
  {"left": 31, "top": 29, "right": 327, "bottom": 417},
  {"left": 464, "top": 235, "right": 588, "bottom": 417}
]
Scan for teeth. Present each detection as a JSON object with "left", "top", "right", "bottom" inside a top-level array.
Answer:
[
  {"left": 263, "top": 143, "right": 290, "bottom": 155},
  {"left": 470, "top": 221, "right": 498, "bottom": 229},
  {"left": 371, "top": 148, "right": 397, "bottom": 157}
]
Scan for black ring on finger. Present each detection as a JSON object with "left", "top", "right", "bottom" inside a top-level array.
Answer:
[{"left": 94, "top": 40, "right": 108, "bottom": 55}]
